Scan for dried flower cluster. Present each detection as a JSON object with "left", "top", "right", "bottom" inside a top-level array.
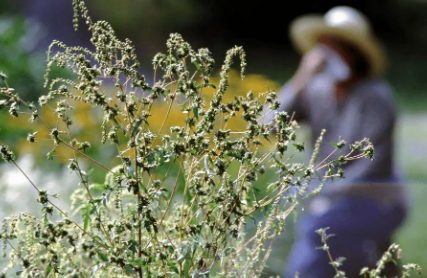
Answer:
[{"left": 0, "top": 1, "right": 389, "bottom": 277}]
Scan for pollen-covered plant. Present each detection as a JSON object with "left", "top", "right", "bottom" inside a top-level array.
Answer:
[{"left": 0, "top": 1, "right": 375, "bottom": 277}]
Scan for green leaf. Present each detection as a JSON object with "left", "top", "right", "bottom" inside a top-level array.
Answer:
[
  {"left": 90, "top": 183, "right": 107, "bottom": 191},
  {"left": 46, "top": 149, "right": 55, "bottom": 160},
  {"left": 183, "top": 259, "right": 191, "bottom": 278},
  {"left": 204, "top": 83, "right": 216, "bottom": 89},
  {"left": 181, "top": 100, "right": 189, "bottom": 112},
  {"left": 192, "top": 105, "right": 199, "bottom": 119},
  {"left": 83, "top": 203, "right": 95, "bottom": 231},
  {"left": 272, "top": 155, "right": 285, "bottom": 168},
  {"left": 124, "top": 266, "right": 137, "bottom": 274},
  {"left": 89, "top": 198, "right": 102, "bottom": 204},
  {"left": 131, "top": 258, "right": 146, "bottom": 268},
  {"left": 131, "top": 117, "right": 143, "bottom": 137},
  {"left": 96, "top": 250, "right": 109, "bottom": 262},
  {"left": 197, "top": 83, "right": 216, "bottom": 89},
  {"left": 192, "top": 61, "right": 203, "bottom": 72},
  {"left": 87, "top": 168, "right": 95, "bottom": 176},
  {"left": 167, "top": 260, "right": 179, "bottom": 274},
  {"left": 176, "top": 241, "right": 191, "bottom": 262},
  {"left": 46, "top": 262, "right": 52, "bottom": 276},
  {"left": 128, "top": 239, "right": 139, "bottom": 254}
]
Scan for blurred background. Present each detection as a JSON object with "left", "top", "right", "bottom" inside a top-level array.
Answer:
[{"left": 0, "top": 0, "right": 426, "bottom": 276}]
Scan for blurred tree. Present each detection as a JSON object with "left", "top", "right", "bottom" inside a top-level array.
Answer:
[
  {"left": 0, "top": 16, "right": 47, "bottom": 100},
  {"left": 0, "top": 15, "right": 70, "bottom": 101}
]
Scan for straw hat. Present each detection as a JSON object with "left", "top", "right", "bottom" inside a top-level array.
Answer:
[{"left": 289, "top": 6, "right": 386, "bottom": 76}]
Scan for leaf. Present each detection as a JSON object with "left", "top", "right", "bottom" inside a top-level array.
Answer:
[
  {"left": 102, "top": 192, "right": 110, "bottom": 207},
  {"left": 124, "top": 266, "right": 137, "bottom": 274},
  {"left": 192, "top": 105, "right": 199, "bottom": 119},
  {"left": 267, "top": 183, "right": 276, "bottom": 193},
  {"left": 176, "top": 241, "right": 191, "bottom": 262},
  {"left": 131, "top": 117, "right": 143, "bottom": 137},
  {"left": 131, "top": 258, "right": 146, "bottom": 268},
  {"left": 197, "top": 83, "right": 216, "bottom": 89},
  {"left": 192, "top": 61, "right": 203, "bottom": 72},
  {"left": 46, "top": 149, "right": 55, "bottom": 160},
  {"left": 87, "top": 168, "right": 95, "bottom": 176},
  {"left": 46, "top": 262, "right": 52, "bottom": 276},
  {"left": 183, "top": 259, "right": 191, "bottom": 278},
  {"left": 146, "top": 151, "right": 159, "bottom": 168},
  {"left": 181, "top": 100, "right": 189, "bottom": 112},
  {"left": 41, "top": 207, "right": 52, "bottom": 225},
  {"left": 83, "top": 203, "right": 95, "bottom": 231},
  {"left": 204, "top": 83, "right": 216, "bottom": 89},
  {"left": 96, "top": 250, "right": 109, "bottom": 262},
  {"left": 167, "top": 260, "right": 179, "bottom": 274},
  {"left": 128, "top": 239, "right": 139, "bottom": 254},
  {"left": 90, "top": 183, "right": 107, "bottom": 191},
  {"left": 272, "top": 155, "right": 285, "bottom": 168},
  {"left": 89, "top": 198, "right": 102, "bottom": 204}
]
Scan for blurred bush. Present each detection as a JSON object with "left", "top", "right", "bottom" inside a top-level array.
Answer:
[
  {"left": 0, "top": 16, "right": 45, "bottom": 100},
  {"left": 0, "top": 16, "right": 70, "bottom": 101}
]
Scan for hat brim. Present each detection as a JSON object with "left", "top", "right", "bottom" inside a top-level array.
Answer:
[{"left": 290, "top": 15, "right": 386, "bottom": 76}]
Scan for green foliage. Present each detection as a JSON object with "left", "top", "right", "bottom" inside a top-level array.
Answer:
[
  {"left": 0, "top": 16, "right": 70, "bottom": 101},
  {"left": 0, "top": 1, "right": 381, "bottom": 277}
]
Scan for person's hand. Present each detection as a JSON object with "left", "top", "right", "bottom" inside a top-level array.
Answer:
[{"left": 290, "top": 47, "right": 326, "bottom": 92}]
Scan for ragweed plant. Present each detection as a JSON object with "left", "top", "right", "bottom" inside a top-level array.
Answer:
[{"left": 0, "top": 1, "right": 376, "bottom": 277}]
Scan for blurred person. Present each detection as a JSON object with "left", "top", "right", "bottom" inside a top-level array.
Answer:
[{"left": 263, "top": 6, "right": 409, "bottom": 278}]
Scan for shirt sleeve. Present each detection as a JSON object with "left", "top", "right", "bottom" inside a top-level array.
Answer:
[{"left": 262, "top": 83, "right": 306, "bottom": 125}]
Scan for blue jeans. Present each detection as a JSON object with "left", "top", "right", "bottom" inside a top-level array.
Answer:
[{"left": 285, "top": 196, "right": 407, "bottom": 278}]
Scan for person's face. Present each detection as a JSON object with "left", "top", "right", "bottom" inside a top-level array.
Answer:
[
  {"left": 317, "top": 35, "right": 371, "bottom": 81},
  {"left": 315, "top": 36, "right": 353, "bottom": 82},
  {"left": 317, "top": 35, "right": 353, "bottom": 60}
]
